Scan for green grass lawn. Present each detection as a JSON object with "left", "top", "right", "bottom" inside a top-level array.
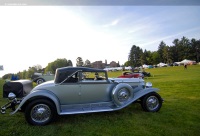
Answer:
[{"left": 0, "top": 65, "right": 200, "bottom": 136}]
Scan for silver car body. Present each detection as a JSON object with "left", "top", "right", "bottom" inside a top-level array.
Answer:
[{"left": 11, "top": 67, "right": 159, "bottom": 116}]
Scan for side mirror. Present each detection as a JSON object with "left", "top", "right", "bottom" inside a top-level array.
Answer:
[{"left": 8, "top": 93, "right": 16, "bottom": 100}]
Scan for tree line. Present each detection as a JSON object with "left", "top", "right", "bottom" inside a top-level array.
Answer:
[
  {"left": 126, "top": 36, "right": 200, "bottom": 67},
  {"left": 2, "top": 57, "right": 92, "bottom": 80},
  {"left": 2, "top": 36, "right": 200, "bottom": 79},
  {"left": 2, "top": 59, "right": 73, "bottom": 79}
]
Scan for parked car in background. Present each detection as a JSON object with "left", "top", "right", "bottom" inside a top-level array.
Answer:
[
  {"left": 1, "top": 67, "right": 163, "bottom": 126},
  {"left": 157, "top": 63, "right": 167, "bottom": 67},
  {"left": 31, "top": 71, "right": 54, "bottom": 84},
  {"left": 118, "top": 71, "right": 144, "bottom": 78}
]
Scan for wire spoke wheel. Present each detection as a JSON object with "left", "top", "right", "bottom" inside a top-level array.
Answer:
[
  {"left": 31, "top": 104, "right": 51, "bottom": 123},
  {"left": 25, "top": 99, "right": 56, "bottom": 126}
]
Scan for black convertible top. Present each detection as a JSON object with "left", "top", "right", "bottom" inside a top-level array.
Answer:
[
  {"left": 55, "top": 67, "right": 107, "bottom": 83},
  {"left": 56, "top": 67, "right": 106, "bottom": 73}
]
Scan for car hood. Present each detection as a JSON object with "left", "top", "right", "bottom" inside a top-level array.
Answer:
[
  {"left": 108, "top": 77, "right": 144, "bottom": 83},
  {"left": 31, "top": 80, "right": 56, "bottom": 92}
]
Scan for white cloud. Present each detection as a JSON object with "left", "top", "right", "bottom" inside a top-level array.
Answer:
[
  {"left": 111, "top": 19, "right": 119, "bottom": 26},
  {"left": 103, "top": 19, "right": 119, "bottom": 27}
]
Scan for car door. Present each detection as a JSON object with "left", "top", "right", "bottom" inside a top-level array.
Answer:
[
  {"left": 79, "top": 71, "right": 113, "bottom": 103},
  {"left": 53, "top": 72, "right": 80, "bottom": 105},
  {"left": 80, "top": 81, "right": 112, "bottom": 103},
  {"left": 54, "top": 83, "right": 80, "bottom": 105}
]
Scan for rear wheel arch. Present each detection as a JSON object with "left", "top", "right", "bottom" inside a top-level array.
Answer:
[{"left": 21, "top": 96, "right": 57, "bottom": 112}]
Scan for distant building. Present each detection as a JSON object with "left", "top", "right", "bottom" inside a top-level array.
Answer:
[
  {"left": 110, "top": 61, "right": 119, "bottom": 67},
  {"left": 91, "top": 60, "right": 119, "bottom": 69},
  {"left": 91, "top": 61, "right": 105, "bottom": 69}
]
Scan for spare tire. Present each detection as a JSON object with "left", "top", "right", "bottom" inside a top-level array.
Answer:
[{"left": 112, "top": 83, "right": 133, "bottom": 106}]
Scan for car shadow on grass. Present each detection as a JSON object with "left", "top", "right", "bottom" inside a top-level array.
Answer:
[{"left": 53, "top": 103, "right": 144, "bottom": 125}]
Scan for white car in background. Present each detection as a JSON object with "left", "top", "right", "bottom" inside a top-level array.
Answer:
[{"left": 157, "top": 63, "right": 167, "bottom": 67}]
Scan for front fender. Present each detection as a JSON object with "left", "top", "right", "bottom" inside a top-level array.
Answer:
[
  {"left": 134, "top": 87, "right": 159, "bottom": 100},
  {"left": 10, "top": 90, "right": 61, "bottom": 115}
]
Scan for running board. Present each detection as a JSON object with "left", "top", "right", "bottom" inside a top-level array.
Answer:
[{"left": 59, "top": 102, "right": 117, "bottom": 115}]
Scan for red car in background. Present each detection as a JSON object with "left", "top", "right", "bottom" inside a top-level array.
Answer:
[{"left": 118, "top": 72, "right": 144, "bottom": 78}]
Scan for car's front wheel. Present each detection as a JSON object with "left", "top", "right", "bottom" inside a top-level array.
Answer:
[
  {"left": 25, "top": 99, "right": 57, "bottom": 126},
  {"left": 141, "top": 92, "right": 162, "bottom": 112}
]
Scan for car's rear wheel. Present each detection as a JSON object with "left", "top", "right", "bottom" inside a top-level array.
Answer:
[
  {"left": 141, "top": 92, "right": 162, "bottom": 112},
  {"left": 25, "top": 99, "right": 57, "bottom": 126}
]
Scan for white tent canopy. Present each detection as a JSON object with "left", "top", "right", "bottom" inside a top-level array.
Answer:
[{"left": 180, "top": 59, "right": 196, "bottom": 65}]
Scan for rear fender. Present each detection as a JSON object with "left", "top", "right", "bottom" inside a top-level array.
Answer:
[{"left": 10, "top": 90, "right": 61, "bottom": 115}]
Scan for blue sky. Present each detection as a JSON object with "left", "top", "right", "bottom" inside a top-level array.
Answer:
[{"left": 0, "top": 6, "right": 200, "bottom": 77}]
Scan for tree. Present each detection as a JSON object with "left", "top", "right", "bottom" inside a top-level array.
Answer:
[
  {"left": 151, "top": 51, "right": 160, "bottom": 65},
  {"left": 27, "top": 67, "right": 36, "bottom": 78},
  {"left": 67, "top": 60, "right": 73, "bottom": 66},
  {"left": 191, "top": 38, "right": 200, "bottom": 62},
  {"left": 84, "top": 59, "right": 91, "bottom": 67},
  {"left": 141, "top": 50, "right": 153, "bottom": 65},
  {"left": 179, "top": 36, "right": 190, "bottom": 60},
  {"left": 124, "top": 61, "right": 131, "bottom": 67},
  {"left": 157, "top": 41, "right": 166, "bottom": 63},
  {"left": 76, "top": 57, "right": 84, "bottom": 67},
  {"left": 128, "top": 45, "right": 143, "bottom": 67},
  {"left": 22, "top": 70, "right": 27, "bottom": 79},
  {"left": 162, "top": 45, "right": 172, "bottom": 64},
  {"left": 45, "top": 58, "right": 73, "bottom": 74},
  {"left": 2, "top": 73, "right": 13, "bottom": 79},
  {"left": 33, "top": 64, "right": 42, "bottom": 71}
]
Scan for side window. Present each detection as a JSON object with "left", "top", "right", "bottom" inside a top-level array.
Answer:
[
  {"left": 64, "top": 72, "right": 79, "bottom": 83},
  {"left": 81, "top": 72, "right": 106, "bottom": 81},
  {"left": 55, "top": 71, "right": 73, "bottom": 83}
]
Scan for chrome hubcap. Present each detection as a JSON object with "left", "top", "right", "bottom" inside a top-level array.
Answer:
[
  {"left": 118, "top": 88, "right": 130, "bottom": 102},
  {"left": 31, "top": 104, "right": 51, "bottom": 123},
  {"left": 146, "top": 96, "right": 159, "bottom": 111}
]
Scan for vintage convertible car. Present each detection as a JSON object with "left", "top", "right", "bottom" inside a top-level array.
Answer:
[{"left": 1, "top": 67, "right": 163, "bottom": 126}]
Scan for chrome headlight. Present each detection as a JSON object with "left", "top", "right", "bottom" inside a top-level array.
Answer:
[
  {"left": 8, "top": 93, "right": 16, "bottom": 100},
  {"left": 146, "top": 82, "right": 152, "bottom": 88}
]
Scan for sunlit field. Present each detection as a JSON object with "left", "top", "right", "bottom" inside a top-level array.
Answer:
[{"left": 0, "top": 65, "right": 200, "bottom": 136}]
